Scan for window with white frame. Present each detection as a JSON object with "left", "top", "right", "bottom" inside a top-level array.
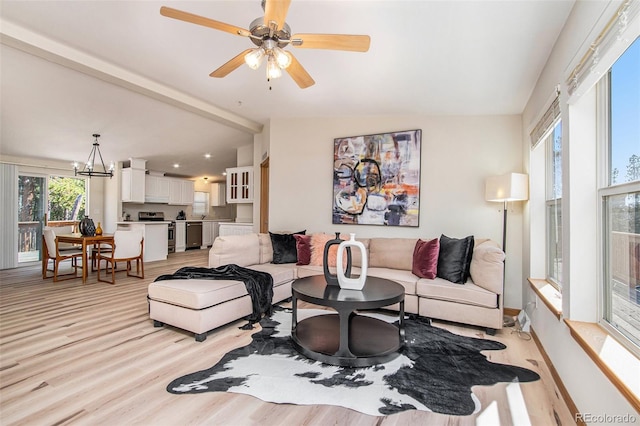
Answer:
[
  {"left": 531, "top": 92, "right": 563, "bottom": 291},
  {"left": 546, "top": 121, "right": 563, "bottom": 289},
  {"left": 193, "top": 191, "right": 209, "bottom": 216},
  {"left": 599, "top": 36, "right": 640, "bottom": 351}
]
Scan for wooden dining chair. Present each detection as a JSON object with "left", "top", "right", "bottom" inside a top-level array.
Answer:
[
  {"left": 42, "top": 229, "right": 83, "bottom": 282},
  {"left": 97, "top": 230, "right": 144, "bottom": 284}
]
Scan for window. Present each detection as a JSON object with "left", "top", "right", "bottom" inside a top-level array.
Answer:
[
  {"left": 48, "top": 176, "right": 86, "bottom": 221},
  {"left": 546, "top": 121, "right": 563, "bottom": 288},
  {"left": 193, "top": 191, "right": 209, "bottom": 216},
  {"left": 600, "top": 37, "right": 640, "bottom": 351}
]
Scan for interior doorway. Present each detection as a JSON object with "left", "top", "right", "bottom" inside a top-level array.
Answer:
[{"left": 260, "top": 158, "right": 269, "bottom": 233}]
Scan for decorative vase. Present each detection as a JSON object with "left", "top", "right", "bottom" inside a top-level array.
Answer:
[
  {"left": 95, "top": 222, "right": 103, "bottom": 236},
  {"left": 323, "top": 232, "right": 352, "bottom": 287},
  {"left": 336, "top": 233, "right": 368, "bottom": 290},
  {"left": 79, "top": 217, "right": 96, "bottom": 236}
]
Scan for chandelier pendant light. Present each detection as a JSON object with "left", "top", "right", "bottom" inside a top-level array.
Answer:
[{"left": 74, "top": 134, "right": 115, "bottom": 178}]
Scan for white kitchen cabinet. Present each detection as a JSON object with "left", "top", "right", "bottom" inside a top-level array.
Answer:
[
  {"left": 202, "top": 221, "right": 213, "bottom": 247},
  {"left": 145, "top": 175, "right": 170, "bottom": 203},
  {"left": 175, "top": 221, "right": 186, "bottom": 252},
  {"left": 182, "top": 180, "right": 195, "bottom": 205},
  {"left": 168, "top": 178, "right": 195, "bottom": 205},
  {"left": 169, "top": 179, "right": 182, "bottom": 205},
  {"left": 210, "top": 182, "right": 226, "bottom": 206},
  {"left": 226, "top": 166, "right": 253, "bottom": 203},
  {"left": 121, "top": 167, "right": 146, "bottom": 203}
]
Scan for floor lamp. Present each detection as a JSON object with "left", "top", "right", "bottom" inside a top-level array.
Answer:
[{"left": 485, "top": 172, "right": 529, "bottom": 327}]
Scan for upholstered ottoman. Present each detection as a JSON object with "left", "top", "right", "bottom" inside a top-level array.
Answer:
[{"left": 148, "top": 278, "right": 254, "bottom": 342}]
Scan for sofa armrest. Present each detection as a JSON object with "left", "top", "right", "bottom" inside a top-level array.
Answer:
[
  {"left": 209, "top": 233, "right": 260, "bottom": 268},
  {"left": 469, "top": 240, "right": 505, "bottom": 294}
]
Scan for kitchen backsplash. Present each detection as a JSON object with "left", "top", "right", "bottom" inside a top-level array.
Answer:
[{"left": 122, "top": 202, "right": 236, "bottom": 221}]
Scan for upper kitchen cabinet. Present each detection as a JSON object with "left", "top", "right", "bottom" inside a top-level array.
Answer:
[
  {"left": 145, "top": 175, "right": 170, "bottom": 203},
  {"left": 169, "top": 179, "right": 195, "bottom": 205},
  {"left": 226, "top": 166, "right": 253, "bottom": 203},
  {"left": 121, "top": 159, "right": 146, "bottom": 203},
  {"left": 210, "top": 182, "right": 226, "bottom": 206}
]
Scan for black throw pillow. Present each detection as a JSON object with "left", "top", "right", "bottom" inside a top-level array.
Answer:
[
  {"left": 436, "top": 234, "right": 475, "bottom": 284},
  {"left": 270, "top": 231, "right": 306, "bottom": 264}
]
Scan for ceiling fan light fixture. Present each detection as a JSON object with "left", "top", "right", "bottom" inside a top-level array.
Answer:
[
  {"left": 244, "top": 47, "right": 265, "bottom": 70},
  {"left": 266, "top": 55, "right": 282, "bottom": 79},
  {"left": 273, "top": 47, "right": 292, "bottom": 69}
]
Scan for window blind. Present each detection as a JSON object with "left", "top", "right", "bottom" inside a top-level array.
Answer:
[
  {"left": 566, "top": 0, "right": 640, "bottom": 99},
  {"left": 530, "top": 94, "right": 560, "bottom": 149}
]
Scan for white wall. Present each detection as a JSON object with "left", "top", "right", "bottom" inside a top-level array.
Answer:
[
  {"left": 268, "top": 115, "right": 525, "bottom": 308},
  {"left": 521, "top": 0, "right": 638, "bottom": 417}
]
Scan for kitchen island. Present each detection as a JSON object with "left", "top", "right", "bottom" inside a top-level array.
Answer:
[{"left": 116, "top": 221, "right": 169, "bottom": 262}]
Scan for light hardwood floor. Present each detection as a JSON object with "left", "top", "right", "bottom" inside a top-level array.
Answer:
[{"left": 1, "top": 251, "right": 575, "bottom": 425}]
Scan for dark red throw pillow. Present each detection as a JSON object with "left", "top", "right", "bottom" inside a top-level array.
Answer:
[
  {"left": 412, "top": 238, "right": 440, "bottom": 279},
  {"left": 294, "top": 234, "right": 312, "bottom": 265}
]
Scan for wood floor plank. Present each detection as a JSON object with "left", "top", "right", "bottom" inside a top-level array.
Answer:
[{"left": 1, "top": 250, "right": 575, "bottom": 425}]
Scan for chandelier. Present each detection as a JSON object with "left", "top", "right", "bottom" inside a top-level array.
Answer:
[
  {"left": 73, "top": 134, "right": 114, "bottom": 178},
  {"left": 244, "top": 39, "right": 292, "bottom": 80}
]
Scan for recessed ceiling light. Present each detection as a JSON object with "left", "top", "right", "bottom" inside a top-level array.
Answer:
[
  {"left": 222, "top": 172, "right": 227, "bottom": 176},
  {"left": 204, "top": 153, "right": 211, "bottom": 159},
  {"left": 173, "top": 163, "right": 179, "bottom": 168}
]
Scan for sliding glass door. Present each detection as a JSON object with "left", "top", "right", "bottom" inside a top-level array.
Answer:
[
  {"left": 16, "top": 174, "right": 87, "bottom": 265},
  {"left": 18, "top": 175, "right": 46, "bottom": 263}
]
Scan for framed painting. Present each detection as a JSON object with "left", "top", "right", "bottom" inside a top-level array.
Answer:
[{"left": 332, "top": 129, "right": 421, "bottom": 227}]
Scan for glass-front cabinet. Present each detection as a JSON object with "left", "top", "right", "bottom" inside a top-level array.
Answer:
[{"left": 226, "top": 166, "right": 253, "bottom": 203}]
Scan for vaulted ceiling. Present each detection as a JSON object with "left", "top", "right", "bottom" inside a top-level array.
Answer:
[{"left": 0, "top": 0, "right": 575, "bottom": 180}]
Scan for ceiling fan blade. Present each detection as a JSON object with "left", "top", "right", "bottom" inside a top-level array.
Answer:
[
  {"left": 210, "top": 49, "right": 254, "bottom": 78},
  {"left": 160, "top": 6, "right": 250, "bottom": 37},
  {"left": 286, "top": 53, "right": 315, "bottom": 89},
  {"left": 292, "top": 34, "right": 371, "bottom": 52},
  {"left": 264, "top": 0, "right": 291, "bottom": 31}
]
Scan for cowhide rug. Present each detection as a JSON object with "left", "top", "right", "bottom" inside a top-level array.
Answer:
[{"left": 167, "top": 307, "right": 540, "bottom": 416}]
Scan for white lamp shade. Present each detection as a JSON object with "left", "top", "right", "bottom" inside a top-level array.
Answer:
[{"left": 485, "top": 173, "right": 529, "bottom": 202}]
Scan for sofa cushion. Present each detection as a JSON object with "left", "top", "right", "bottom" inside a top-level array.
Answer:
[
  {"left": 294, "top": 234, "right": 312, "bottom": 265},
  {"left": 416, "top": 277, "right": 497, "bottom": 309},
  {"left": 270, "top": 231, "right": 305, "bottom": 264},
  {"left": 209, "top": 233, "right": 260, "bottom": 268},
  {"left": 148, "top": 279, "right": 248, "bottom": 310},
  {"left": 248, "top": 263, "right": 297, "bottom": 286},
  {"left": 367, "top": 267, "right": 419, "bottom": 295},
  {"left": 412, "top": 238, "right": 440, "bottom": 279},
  {"left": 258, "top": 233, "right": 273, "bottom": 264},
  {"left": 369, "top": 238, "right": 418, "bottom": 270},
  {"left": 436, "top": 234, "right": 474, "bottom": 284},
  {"left": 310, "top": 233, "right": 335, "bottom": 266},
  {"left": 470, "top": 240, "right": 505, "bottom": 294}
]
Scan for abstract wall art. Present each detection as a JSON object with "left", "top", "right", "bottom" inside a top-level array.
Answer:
[{"left": 332, "top": 129, "right": 421, "bottom": 227}]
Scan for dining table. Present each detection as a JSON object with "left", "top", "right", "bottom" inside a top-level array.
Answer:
[{"left": 55, "top": 233, "right": 115, "bottom": 283}]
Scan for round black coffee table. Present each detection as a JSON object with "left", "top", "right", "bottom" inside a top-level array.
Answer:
[{"left": 291, "top": 275, "right": 405, "bottom": 367}]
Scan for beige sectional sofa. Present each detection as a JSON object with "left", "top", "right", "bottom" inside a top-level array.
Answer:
[{"left": 148, "top": 232, "right": 505, "bottom": 340}]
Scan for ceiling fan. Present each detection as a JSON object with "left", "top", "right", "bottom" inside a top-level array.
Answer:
[{"left": 160, "top": 0, "right": 371, "bottom": 89}]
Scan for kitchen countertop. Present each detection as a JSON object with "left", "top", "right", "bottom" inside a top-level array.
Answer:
[
  {"left": 116, "top": 221, "right": 171, "bottom": 225},
  {"left": 175, "top": 219, "right": 234, "bottom": 222}
]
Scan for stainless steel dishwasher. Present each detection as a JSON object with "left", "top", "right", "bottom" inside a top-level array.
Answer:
[{"left": 186, "top": 221, "right": 203, "bottom": 250}]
